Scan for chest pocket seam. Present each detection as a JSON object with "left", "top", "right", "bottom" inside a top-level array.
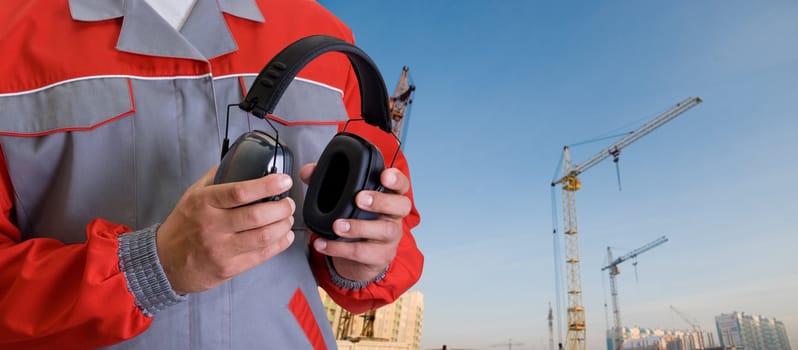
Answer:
[{"left": 0, "top": 77, "right": 135, "bottom": 137}]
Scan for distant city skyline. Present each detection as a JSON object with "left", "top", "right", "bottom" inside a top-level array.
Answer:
[
  {"left": 716, "top": 311, "right": 792, "bottom": 350},
  {"left": 614, "top": 325, "right": 715, "bottom": 350},
  {"left": 319, "top": 1, "right": 798, "bottom": 349}
]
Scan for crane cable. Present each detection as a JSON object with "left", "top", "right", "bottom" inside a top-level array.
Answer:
[
  {"left": 550, "top": 185, "right": 564, "bottom": 347},
  {"left": 567, "top": 132, "right": 633, "bottom": 148}
]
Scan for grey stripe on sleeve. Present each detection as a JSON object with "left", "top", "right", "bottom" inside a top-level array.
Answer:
[
  {"left": 326, "top": 256, "right": 389, "bottom": 290},
  {"left": 118, "top": 224, "right": 186, "bottom": 317}
]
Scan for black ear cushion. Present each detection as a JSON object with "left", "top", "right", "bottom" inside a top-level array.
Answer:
[{"left": 304, "top": 133, "right": 384, "bottom": 240}]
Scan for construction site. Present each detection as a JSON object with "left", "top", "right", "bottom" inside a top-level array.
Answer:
[
  {"left": 314, "top": 3, "right": 797, "bottom": 350},
  {"left": 545, "top": 95, "right": 793, "bottom": 350},
  {"left": 320, "top": 77, "right": 794, "bottom": 349},
  {"left": 547, "top": 97, "right": 711, "bottom": 350},
  {"left": 322, "top": 69, "right": 793, "bottom": 350}
]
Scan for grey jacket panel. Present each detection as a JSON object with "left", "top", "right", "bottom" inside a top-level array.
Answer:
[
  {"left": 0, "top": 78, "right": 138, "bottom": 242},
  {"left": 0, "top": 74, "right": 346, "bottom": 349}
]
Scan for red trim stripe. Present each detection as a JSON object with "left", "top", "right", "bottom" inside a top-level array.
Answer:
[
  {"left": 238, "top": 76, "right": 248, "bottom": 97},
  {"left": 288, "top": 288, "right": 328, "bottom": 350},
  {"left": 266, "top": 114, "right": 344, "bottom": 127}
]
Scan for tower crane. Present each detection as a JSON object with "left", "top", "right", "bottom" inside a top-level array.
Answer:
[
  {"left": 550, "top": 96, "right": 702, "bottom": 350},
  {"left": 389, "top": 66, "right": 416, "bottom": 145},
  {"left": 602, "top": 236, "right": 669, "bottom": 350},
  {"left": 670, "top": 305, "right": 707, "bottom": 349}
]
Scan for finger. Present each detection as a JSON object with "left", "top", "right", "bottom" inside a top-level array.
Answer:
[
  {"left": 313, "top": 237, "right": 393, "bottom": 267},
  {"left": 189, "top": 165, "right": 220, "bottom": 190},
  {"left": 381, "top": 168, "right": 410, "bottom": 194},
  {"left": 355, "top": 191, "right": 411, "bottom": 219},
  {"left": 331, "top": 218, "right": 401, "bottom": 243},
  {"left": 206, "top": 173, "right": 293, "bottom": 209},
  {"left": 299, "top": 163, "right": 317, "bottom": 185},
  {"left": 226, "top": 197, "right": 295, "bottom": 232},
  {"left": 225, "top": 230, "right": 296, "bottom": 278},
  {"left": 230, "top": 216, "right": 295, "bottom": 254}
]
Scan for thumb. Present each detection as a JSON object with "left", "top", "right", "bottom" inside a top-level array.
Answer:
[
  {"left": 197, "top": 165, "right": 221, "bottom": 187},
  {"left": 299, "top": 163, "right": 317, "bottom": 185}
]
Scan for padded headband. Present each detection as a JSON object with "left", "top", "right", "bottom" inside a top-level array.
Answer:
[{"left": 239, "top": 35, "right": 392, "bottom": 133}]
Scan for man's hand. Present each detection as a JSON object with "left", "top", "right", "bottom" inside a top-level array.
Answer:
[
  {"left": 301, "top": 163, "right": 411, "bottom": 282},
  {"left": 156, "top": 166, "right": 296, "bottom": 295}
]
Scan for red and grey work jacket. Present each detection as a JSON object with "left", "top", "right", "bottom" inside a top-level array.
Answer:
[{"left": 0, "top": 0, "right": 423, "bottom": 349}]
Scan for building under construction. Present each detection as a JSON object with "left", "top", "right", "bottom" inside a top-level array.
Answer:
[{"left": 318, "top": 288, "right": 424, "bottom": 350}]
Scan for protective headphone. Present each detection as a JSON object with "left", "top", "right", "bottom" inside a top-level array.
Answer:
[{"left": 214, "top": 35, "right": 395, "bottom": 240}]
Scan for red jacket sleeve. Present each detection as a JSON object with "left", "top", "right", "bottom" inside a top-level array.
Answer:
[
  {"left": 308, "top": 58, "right": 424, "bottom": 314},
  {"left": 0, "top": 149, "right": 151, "bottom": 349}
]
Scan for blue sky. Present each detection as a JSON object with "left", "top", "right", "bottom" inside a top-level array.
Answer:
[{"left": 319, "top": 1, "right": 798, "bottom": 349}]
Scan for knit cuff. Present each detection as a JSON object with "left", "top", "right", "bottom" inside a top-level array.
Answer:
[
  {"left": 118, "top": 224, "right": 186, "bottom": 317},
  {"left": 326, "top": 256, "right": 389, "bottom": 290}
]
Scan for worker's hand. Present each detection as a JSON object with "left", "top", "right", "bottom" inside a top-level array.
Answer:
[
  {"left": 301, "top": 163, "right": 411, "bottom": 282},
  {"left": 156, "top": 166, "right": 296, "bottom": 295}
]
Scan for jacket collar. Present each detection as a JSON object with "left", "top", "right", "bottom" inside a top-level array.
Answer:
[{"left": 68, "top": 0, "right": 265, "bottom": 60}]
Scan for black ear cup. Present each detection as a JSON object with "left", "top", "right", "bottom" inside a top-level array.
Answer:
[
  {"left": 214, "top": 130, "right": 293, "bottom": 202},
  {"left": 304, "top": 132, "right": 384, "bottom": 240}
]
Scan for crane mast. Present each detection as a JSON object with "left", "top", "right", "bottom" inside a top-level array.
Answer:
[
  {"left": 602, "top": 236, "right": 669, "bottom": 350},
  {"left": 389, "top": 66, "right": 416, "bottom": 144},
  {"left": 606, "top": 247, "right": 621, "bottom": 350},
  {"left": 560, "top": 146, "right": 586, "bottom": 349},
  {"left": 551, "top": 97, "right": 702, "bottom": 350}
]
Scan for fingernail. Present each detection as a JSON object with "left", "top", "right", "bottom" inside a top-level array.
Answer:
[
  {"left": 358, "top": 193, "right": 373, "bottom": 207},
  {"left": 286, "top": 231, "right": 295, "bottom": 245},
  {"left": 279, "top": 175, "right": 292, "bottom": 189},
  {"left": 314, "top": 238, "right": 327, "bottom": 251},
  {"left": 335, "top": 220, "right": 350, "bottom": 233},
  {"left": 385, "top": 171, "right": 397, "bottom": 186},
  {"left": 288, "top": 197, "right": 296, "bottom": 213}
]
